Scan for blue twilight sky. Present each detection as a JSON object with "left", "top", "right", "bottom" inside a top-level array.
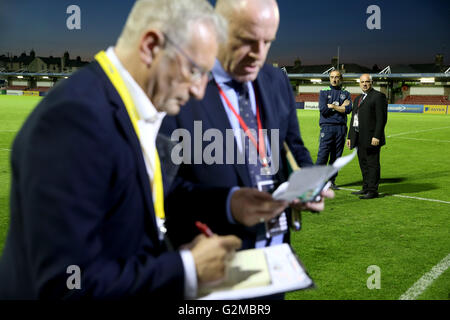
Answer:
[{"left": 0, "top": 0, "right": 449, "bottom": 68}]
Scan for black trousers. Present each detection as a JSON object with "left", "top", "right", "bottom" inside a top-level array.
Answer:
[{"left": 357, "top": 145, "right": 381, "bottom": 192}]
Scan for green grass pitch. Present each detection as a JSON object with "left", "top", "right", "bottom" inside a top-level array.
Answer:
[{"left": 0, "top": 95, "right": 449, "bottom": 300}]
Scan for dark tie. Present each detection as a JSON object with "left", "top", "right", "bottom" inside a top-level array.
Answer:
[
  {"left": 227, "top": 80, "right": 268, "bottom": 188},
  {"left": 358, "top": 93, "right": 367, "bottom": 107}
]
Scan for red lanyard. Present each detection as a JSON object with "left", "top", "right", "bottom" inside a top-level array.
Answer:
[{"left": 216, "top": 82, "right": 269, "bottom": 168}]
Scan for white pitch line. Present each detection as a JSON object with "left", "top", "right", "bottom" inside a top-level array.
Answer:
[
  {"left": 340, "top": 187, "right": 450, "bottom": 205},
  {"left": 399, "top": 253, "right": 450, "bottom": 300},
  {"left": 390, "top": 137, "right": 450, "bottom": 143},
  {"left": 0, "top": 148, "right": 11, "bottom": 152},
  {"left": 387, "top": 126, "right": 450, "bottom": 138}
]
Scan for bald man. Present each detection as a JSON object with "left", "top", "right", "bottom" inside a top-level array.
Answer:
[
  {"left": 161, "top": 0, "right": 333, "bottom": 252},
  {"left": 347, "top": 74, "right": 388, "bottom": 199}
]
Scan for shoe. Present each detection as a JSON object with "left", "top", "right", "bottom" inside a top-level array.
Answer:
[
  {"left": 330, "top": 182, "right": 339, "bottom": 190},
  {"left": 351, "top": 190, "right": 367, "bottom": 195},
  {"left": 359, "top": 191, "right": 379, "bottom": 199}
]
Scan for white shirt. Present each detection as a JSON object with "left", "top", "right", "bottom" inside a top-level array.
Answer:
[{"left": 105, "top": 47, "right": 197, "bottom": 299}]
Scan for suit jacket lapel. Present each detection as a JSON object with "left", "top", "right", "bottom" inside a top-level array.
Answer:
[
  {"left": 98, "top": 63, "right": 159, "bottom": 243},
  {"left": 254, "top": 72, "right": 278, "bottom": 133},
  {"left": 254, "top": 71, "right": 281, "bottom": 179},
  {"left": 204, "top": 79, "right": 252, "bottom": 186},
  {"left": 358, "top": 89, "right": 373, "bottom": 109}
]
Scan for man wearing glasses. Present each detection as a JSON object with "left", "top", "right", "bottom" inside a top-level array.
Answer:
[{"left": 0, "top": 0, "right": 291, "bottom": 299}]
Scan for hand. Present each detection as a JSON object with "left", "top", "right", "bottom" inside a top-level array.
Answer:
[
  {"left": 346, "top": 139, "right": 351, "bottom": 149},
  {"left": 342, "top": 99, "right": 350, "bottom": 107},
  {"left": 189, "top": 234, "right": 242, "bottom": 285},
  {"left": 371, "top": 137, "right": 380, "bottom": 146},
  {"left": 231, "top": 188, "right": 288, "bottom": 227},
  {"left": 327, "top": 104, "right": 335, "bottom": 109},
  {"left": 289, "top": 189, "right": 335, "bottom": 212}
]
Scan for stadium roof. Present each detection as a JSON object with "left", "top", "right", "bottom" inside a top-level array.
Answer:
[
  {"left": 284, "top": 61, "right": 450, "bottom": 80},
  {"left": 286, "top": 63, "right": 372, "bottom": 74},
  {"left": 287, "top": 73, "right": 450, "bottom": 81}
]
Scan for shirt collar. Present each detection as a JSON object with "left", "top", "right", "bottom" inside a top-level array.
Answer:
[
  {"left": 105, "top": 47, "right": 166, "bottom": 123},
  {"left": 211, "top": 59, "right": 251, "bottom": 91},
  {"left": 211, "top": 59, "right": 233, "bottom": 84}
]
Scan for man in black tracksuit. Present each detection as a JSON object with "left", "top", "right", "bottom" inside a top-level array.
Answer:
[{"left": 316, "top": 70, "right": 352, "bottom": 189}]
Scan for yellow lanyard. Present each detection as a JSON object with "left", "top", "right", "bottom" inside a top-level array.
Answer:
[{"left": 95, "top": 50, "right": 165, "bottom": 220}]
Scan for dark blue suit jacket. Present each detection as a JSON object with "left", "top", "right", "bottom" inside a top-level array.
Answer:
[
  {"left": 161, "top": 64, "right": 313, "bottom": 248},
  {"left": 0, "top": 62, "right": 230, "bottom": 299}
]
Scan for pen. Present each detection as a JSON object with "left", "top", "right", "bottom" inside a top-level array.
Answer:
[{"left": 195, "top": 221, "right": 213, "bottom": 237}]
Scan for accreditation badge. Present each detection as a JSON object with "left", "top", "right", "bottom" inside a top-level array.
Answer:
[
  {"left": 353, "top": 114, "right": 359, "bottom": 128},
  {"left": 257, "top": 180, "right": 289, "bottom": 239}
]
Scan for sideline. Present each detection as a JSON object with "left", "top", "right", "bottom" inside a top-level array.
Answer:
[
  {"left": 340, "top": 187, "right": 450, "bottom": 205},
  {"left": 387, "top": 126, "right": 450, "bottom": 138},
  {"left": 389, "top": 137, "right": 450, "bottom": 143}
]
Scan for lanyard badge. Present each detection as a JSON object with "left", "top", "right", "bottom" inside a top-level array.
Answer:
[
  {"left": 256, "top": 180, "right": 288, "bottom": 239},
  {"left": 217, "top": 81, "right": 287, "bottom": 239},
  {"left": 95, "top": 51, "right": 167, "bottom": 240},
  {"left": 216, "top": 82, "right": 271, "bottom": 175}
]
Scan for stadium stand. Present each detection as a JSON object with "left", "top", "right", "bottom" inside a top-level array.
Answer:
[
  {"left": 295, "top": 93, "right": 319, "bottom": 102},
  {"left": 295, "top": 93, "right": 361, "bottom": 103},
  {"left": 35, "top": 87, "right": 51, "bottom": 92},
  {"left": 6, "top": 86, "right": 28, "bottom": 90},
  {"left": 395, "top": 95, "right": 449, "bottom": 105}
]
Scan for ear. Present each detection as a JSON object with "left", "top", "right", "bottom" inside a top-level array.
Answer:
[{"left": 139, "top": 30, "right": 164, "bottom": 68}]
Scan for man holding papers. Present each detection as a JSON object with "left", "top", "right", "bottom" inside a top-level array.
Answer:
[
  {"left": 161, "top": 0, "right": 334, "bottom": 253},
  {"left": 0, "top": 0, "right": 288, "bottom": 299}
]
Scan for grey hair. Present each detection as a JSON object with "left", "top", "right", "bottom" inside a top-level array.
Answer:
[{"left": 117, "top": 0, "right": 227, "bottom": 50}]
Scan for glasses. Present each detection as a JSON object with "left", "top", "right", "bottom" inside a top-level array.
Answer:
[{"left": 163, "top": 33, "right": 209, "bottom": 83}]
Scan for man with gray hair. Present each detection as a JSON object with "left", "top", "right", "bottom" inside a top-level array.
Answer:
[{"left": 0, "top": 0, "right": 291, "bottom": 299}]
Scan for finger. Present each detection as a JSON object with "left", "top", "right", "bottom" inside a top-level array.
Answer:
[
  {"left": 321, "top": 189, "right": 335, "bottom": 199},
  {"left": 257, "top": 201, "right": 288, "bottom": 214},
  {"left": 256, "top": 205, "right": 286, "bottom": 221},
  {"left": 305, "top": 201, "right": 324, "bottom": 212},
  {"left": 250, "top": 190, "right": 275, "bottom": 201},
  {"left": 219, "top": 235, "right": 242, "bottom": 251},
  {"left": 190, "top": 234, "right": 206, "bottom": 247}
]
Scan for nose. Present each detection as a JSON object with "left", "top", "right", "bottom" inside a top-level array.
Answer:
[
  {"left": 189, "top": 74, "right": 208, "bottom": 100},
  {"left": 248, "top": 40, "right": 265, "bottom": 60}
]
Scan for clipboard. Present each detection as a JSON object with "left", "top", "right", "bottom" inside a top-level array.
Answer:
[
  {"left": 197, "top": 244, "right": 314, "bottom": 300},
  {"left": 272, "top": 149, "right": 357, "bottom": 203}
]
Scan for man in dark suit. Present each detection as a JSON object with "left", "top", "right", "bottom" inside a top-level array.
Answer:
[
  {"left": 0, "top": 0, "right": 293, "bottom": 299},
  {"left": 347, "top": 74, "right": 388, "bottom": 199},
  {"left": 161, "top": 0, "right": 333, "bottom": 250}
]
